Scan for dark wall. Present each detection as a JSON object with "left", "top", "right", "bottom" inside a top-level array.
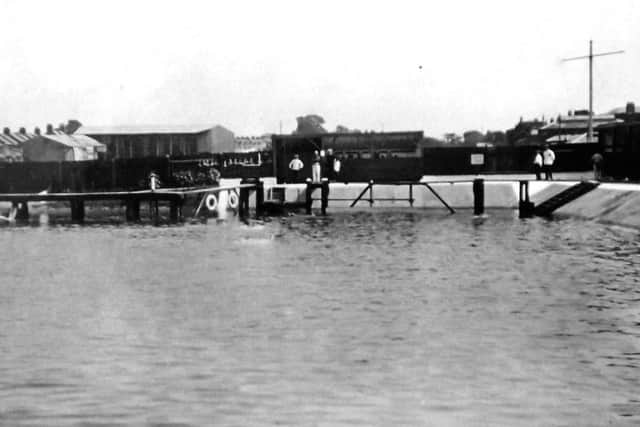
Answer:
[
  {"left": 422, "top": 144, "right": 598, "bottom": 175},
  {"left": 600, "top": 124, "right": 640, "bottom": 180},
  {"left": 0, "top": 153, "right": 273, "bottom": 193}
]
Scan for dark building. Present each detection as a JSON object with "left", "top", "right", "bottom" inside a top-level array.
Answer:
[
  {"left": 505, "top": 118, "right": 547, "bottom": 146},
  {"left": 78, "top": 124, "right": 235, "bottom": 159},
  {"left": 597, "top": 102, "right": 640, "bottom": 180},
  {"left": 271, "top": 131, "right": 424, "bottom": 183},
  {"left": 540, "top": 111, "right": 617, "bottom": 144}
]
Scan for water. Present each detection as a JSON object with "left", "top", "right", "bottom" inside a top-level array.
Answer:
[{"left": 1, "top": 210, "right": 639, "bottom": 426}]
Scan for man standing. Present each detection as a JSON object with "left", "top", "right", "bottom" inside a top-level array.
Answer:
[
  {"left": 542, "top": 145, "right": 556, "bottom": 180},
  {"left": 311, "top": 150, "right": 322, "bottom": 183},
  {"left": 591, "top": 152, "right": 603, "bottom": 180},
  {"left": 288, "top": 154, "right": 304, "bottom": 182},
  {"left": 533, "top": 149, "right": 543, "bottom": 181}
]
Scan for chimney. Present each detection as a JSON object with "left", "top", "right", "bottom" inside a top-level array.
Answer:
[
  {"left": 3, "top": 127, "right": 10, "bottom": 135},
  {"left": 46, "top": 123, "right": 54, "bottom": 134},
  {"left": 34, "top": 127, "right": 41, "bottom": 135},
  {"left": 19, "top": 127, "right": 25, "bottom": 134},
  {"left": 626, "top": 102, "right": 635, "bottom": 114}
]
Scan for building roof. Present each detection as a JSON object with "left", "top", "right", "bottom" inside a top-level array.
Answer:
[
  {"left": 546, "top": 133, "right": 595, "bottom": 144},
  {"left": 78, "top": 124, "right": 224, "bottom": 135},
  {"left": 541, "top": 114, "right": 618, "bottom": 131},
  {"left": 0, "top": 131, "right": 37, "bottom": 146},
  {"left": 38, "top": 133, "right": 104, "bottom": 149}
]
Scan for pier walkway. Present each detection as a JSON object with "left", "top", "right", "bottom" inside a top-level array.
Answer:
[{"left": 0, "top": 182, "right": 259, "bottom": 224}]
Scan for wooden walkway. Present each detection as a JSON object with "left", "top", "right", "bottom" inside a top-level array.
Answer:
[{"left": 0, "top": 183, "right": 260, "bottom": 224}]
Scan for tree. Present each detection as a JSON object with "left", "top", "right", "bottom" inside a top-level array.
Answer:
[
  {"left": 443, "top": 133, "right": 463, "bottom": 144},
  {"left": 463, "top": 130, "right": 484, "bottom": 145},
  {"left": 293, "top": 115, "right": 327, "bottom": 134},
  {"left": 335, "top": 125, "right": 361, "bottom": 133},
  {"left": 484, "top": 130, "right": 506, "bottom": 145}
]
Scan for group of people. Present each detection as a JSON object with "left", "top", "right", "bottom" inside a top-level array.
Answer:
[
  {"left": 288, "top": 149, "right": 342, "bottom": 183},
  {"left": 532, "top": 145, "right": 556, "bottom": 180},
  {"left": 533, "top": 145, "right": 604, "bottom": 181},
  {"left": 170, "top": 168, "right": 220, "bottom": 187}
]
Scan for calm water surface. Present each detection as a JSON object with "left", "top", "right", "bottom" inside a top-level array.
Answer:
[{"left": 1, "top": 210, "right": 639, "bottom": 426}]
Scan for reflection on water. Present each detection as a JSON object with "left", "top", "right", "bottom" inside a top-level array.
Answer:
[{"left": 1, "top": 210, "right": 639, "bottom": 426}]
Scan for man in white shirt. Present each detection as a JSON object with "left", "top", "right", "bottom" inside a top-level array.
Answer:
[
  {"left": 288, "top": 154, "right": 304, "bottom": 182},
  {"left": 542, "top": 145, "right": 556, "bottom": 180},
  {"left": 533, "top": 150, "right": 543, "bottom": 180}
]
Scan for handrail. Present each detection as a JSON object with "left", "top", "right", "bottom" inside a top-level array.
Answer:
[{"left": 348, "top": 181, "right": 454, "bottom": 213}]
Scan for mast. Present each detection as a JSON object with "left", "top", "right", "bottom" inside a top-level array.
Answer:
[{"left": 562, "top": 41, "right": 624, "bottom": 142}]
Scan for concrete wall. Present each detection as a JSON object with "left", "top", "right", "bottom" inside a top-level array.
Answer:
[
  {"left": 265, "top": 181, "right": 524, "bottom": 209},
  {"left": 259, "top": 179, "right": 640, "bottom": 229},
  {"left": 555, "top": 184, "right": 640, "bottom": 229}
]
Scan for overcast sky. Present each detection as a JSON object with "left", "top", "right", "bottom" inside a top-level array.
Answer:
[{"left": 0, "top": 0, "right": 637, "bottom": 137}]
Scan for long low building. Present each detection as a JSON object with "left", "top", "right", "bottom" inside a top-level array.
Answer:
[
  {"left": 78, "top": 124, "right": 235, "bottom": 159},
  {"left": 0, "top": 125, "right": 105, "bottom": 162}
]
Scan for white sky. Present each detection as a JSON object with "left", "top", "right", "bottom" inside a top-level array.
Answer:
[{"left": 0, "top": 0, "right": 638, "bottom": 137}]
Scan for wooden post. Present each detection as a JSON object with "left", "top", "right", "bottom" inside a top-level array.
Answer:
[
  {"left": 305, "top": 178, "right": 313, "bottom": 214},
  {"left": 473, "top": 178, "right": 484, "bottom": 216},
  {"left": 152, "top": 200, "right": 159, "bottom": 225},
  {"left": 169, "top": 200, "right": 180, "bottom": 222},
  {"left": 255, "top": 179, "right": 264, "bottom": 218},
  {"left": 239, "top": 179, "right": 250, "bottom": 218},
  {"left": 57, "top": 162, "right": 63, "bottom": 191},
  {"left": 125, "top": 199, "right": 140, "bottom": 222},
  {"left": 321, "top": 178, "right": 329, "bottom": 215},
  {"left": 111, "top": 159, "right": 118, "bottom": 189},
  {"left": 369, "top": 180, "right": 374, "bottom": 206},
  {"left": 70, "top": 199, "right": 85, "bottom": 223},
  {"left": 12, "top": 201, "right": 29, "bottom": 221},
  {"left": 519, "top": 180, "right": 534, "bottom": 218},
  {"left": 409, "top": 183, "right": 414, "bottom": 207}
]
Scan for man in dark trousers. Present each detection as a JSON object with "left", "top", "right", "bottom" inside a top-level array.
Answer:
[{"left": 542, "top": 145, "right": 556, "bottom": 180}]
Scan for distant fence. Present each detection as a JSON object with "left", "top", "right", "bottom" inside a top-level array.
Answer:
[
  {"left": 422, "top": 144, "right": 598, "bottom": 175},
  {"left": 0, "top": 152, "right": 273, "bottom": 193},
  {"left": 0, "top": 144, "right": 602, "bottom": 192}
]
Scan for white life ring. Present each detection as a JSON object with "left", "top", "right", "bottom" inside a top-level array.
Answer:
[
  {"left": 228, "top": 191, "right": 239, "bottom": 209},
  {"left": 205, "top": 194, "right": 218, "bottom": 211}
]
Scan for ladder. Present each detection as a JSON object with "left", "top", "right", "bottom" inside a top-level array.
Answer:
[{"left": 534, "top": 181, "right": 599, "bottom": 216}]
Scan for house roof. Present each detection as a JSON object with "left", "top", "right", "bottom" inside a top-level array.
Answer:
[
  {"left": 78, "top": 124, "right": 223, "bottom": 135},
  {"left": 38, "top": 133, "right": 104, "bottom": 149},
  {"left": 542, "top": 114, "right": 618, "bottom": 130},
  {"left": 0, "top": 132, "right": 37, "bottom": 146},
  {"left": 546, "top": 133, "right": 595, "bottom": 143}
]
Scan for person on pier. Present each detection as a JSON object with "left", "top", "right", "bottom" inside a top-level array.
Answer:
[
  {"left": 288, "top": 154, "right": 304, "bottom": 183},
  {"left": 311, "top": 150, "right": 322, "bottom": 183},
  {"left": 591, "top": 152, "right": 603, "bottom": 180},
  {"left": 542, "top": 145, "right": 556, "bottom": 180},
  {"left": 533, "top": 149, "right": 543, "bottom": 180},
  {"left": 149, "top": 171, "right": 161, "bottom": 191}
]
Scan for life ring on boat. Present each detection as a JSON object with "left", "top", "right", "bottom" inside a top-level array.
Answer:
[
  {"left": 228, "top": 191, "right": 239, "bottom": 209},
  {"left": 205, "top": 194, "right": 218, "bottom": 211}
]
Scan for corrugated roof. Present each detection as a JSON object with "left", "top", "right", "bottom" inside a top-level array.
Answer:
[
  {"left": 40, "top": 133, "right": 104, "bottom": 149},
  {"left": 78, "top": 124, "right": 220, "bottom": 135},
  {"left": 0, "top": 132, "right": 37, "bottom": 146},
  {"left": 545, "top": 133, "right": 596, "bottom": 144}
]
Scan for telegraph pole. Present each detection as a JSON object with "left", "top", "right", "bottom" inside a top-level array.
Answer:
[{"left": 563, "top": 40, "right": 624, "bottom": 142}]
